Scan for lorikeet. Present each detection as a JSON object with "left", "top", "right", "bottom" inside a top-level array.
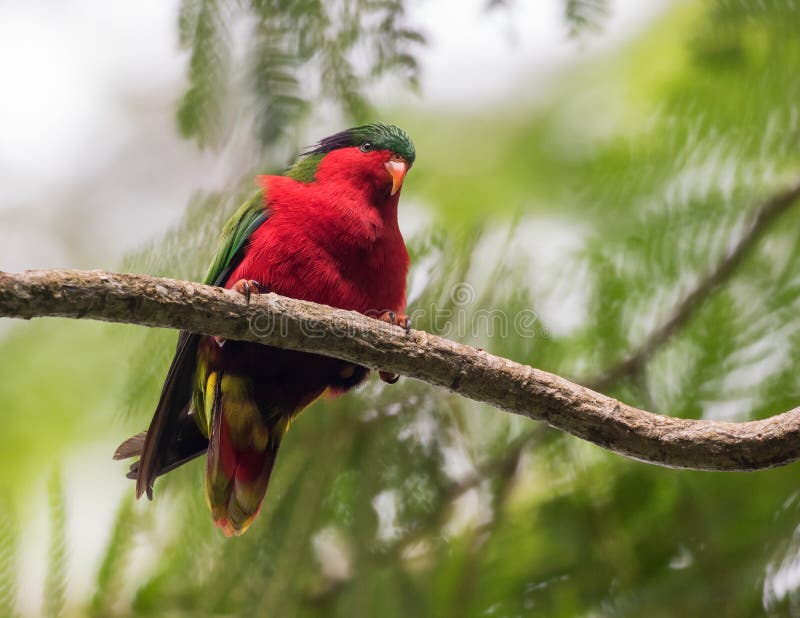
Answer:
[{"left": 115, "top": 123, "right": 415, "bottom": 536}]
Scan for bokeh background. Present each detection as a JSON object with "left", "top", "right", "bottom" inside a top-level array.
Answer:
[{"left": 2, "top": 0, "right": 800, "bottom": 615}]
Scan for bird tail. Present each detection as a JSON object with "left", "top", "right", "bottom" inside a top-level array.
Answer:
[
  {"left": 114, "top": 410, "right": 209, "bottom": 484},
  {"left": 205, "top": 371, "right": 289, "bottom": 537},
  {"left": 113, "top": 331, "right": 204, "bottom": 499}
]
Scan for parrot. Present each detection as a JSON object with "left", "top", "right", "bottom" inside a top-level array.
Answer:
[{"left": 114, "top": 123, "right": 415, "bottom": 536}]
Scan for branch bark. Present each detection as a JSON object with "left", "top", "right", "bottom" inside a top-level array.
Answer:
[{"left": 2, "top": 268, "right": 800, "bottom": 472}]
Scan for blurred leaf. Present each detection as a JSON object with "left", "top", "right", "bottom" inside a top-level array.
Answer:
[
  {"left": 564, "top": 0, "right": 609, "bottom": 38},
  {"left": 44, "top": 469, "right": 66, "bottom": 618},
  {"left": 0, "top": 504, "right": 17, "bottom": 618},
  {"left": 176, "top": 0, "right": 230, "bottom": 147},
  {"left": 89, "top": 497, "right": 137, "bottom": 617},
  {"left": 6, "top": 1, "right": 800, "bottom": 616},
  {"left": 176, "top": 0, "right": 424, "bottom": 151}
]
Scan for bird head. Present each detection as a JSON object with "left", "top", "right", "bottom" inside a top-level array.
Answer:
[{"left": 299, "top": 123, "right": 416, "bottom": 198}]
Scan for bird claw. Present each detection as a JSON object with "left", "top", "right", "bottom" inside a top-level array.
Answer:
[
  {"left": 379, "top": 370, "right": 399, "bottom": 384},
  {"left": 216, "top": 280, "right": 266, "bottom": 347},
  {"left": 379, "top": 310, "right": 411, "bottom": 334},
  {"left": 231, "top": 279, "right": 264, "bottom": 305},
  {"left": 377, "top": 311, "right": 411, "bottom": 384}
]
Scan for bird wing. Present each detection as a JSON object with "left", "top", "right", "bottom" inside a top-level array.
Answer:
[
  {"left": 203, "top": 190, "right": 270, "bottom": 287},
  {"left": 116, "top": 190, "right": 269, "bottom": 499}
]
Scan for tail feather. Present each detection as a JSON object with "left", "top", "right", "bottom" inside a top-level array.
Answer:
[
  {"left": 114, "top": 432, "right": 146, "bottom": 461},
  {"left": 114, "top": 410, "right": 209, "bottom": 484},
  {"left": 134, "top": 331, "right": 201, "bottom": 499},
  {"left": 206, "top": 372, "right": 286, "bottom": 537}
]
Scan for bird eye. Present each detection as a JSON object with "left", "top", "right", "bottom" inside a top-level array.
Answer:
[{"left": 359, "top": 142, "right": 373, "bottom": 152}]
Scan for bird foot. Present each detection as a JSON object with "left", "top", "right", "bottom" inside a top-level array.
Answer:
[
  {"left": 231, "top": 279, "right": 265, "bottom": 305},
  {"left": 379, "top": 370, "right": 399, "bottom": 384},
  {"left": 377, "top": 311, "right": 411, "bottom": 384},
  {"left": 216, "top": 280, "right": 266, "bottom": 347},
  {"left": 378, "top": 310, "right": 411, "bottom": 334}
]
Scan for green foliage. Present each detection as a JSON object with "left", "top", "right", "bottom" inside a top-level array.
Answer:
[
  {"left": 0, "top": 504, "right": 17, "bottom": 618},
  {"left": 176, "top": 0, "right": 424, "bottom": 151},
  {"left": 44, "top": 469, "right": 67, "bottom": 618},
  {"left": 4, "top": 0, "right": 800, "bottom": 616},
  {"left": 89, "top": 498, "right": 138, "bottom": 617},
  {"left": 176, "top": 0, "right": 229, "bottom": 147},
  {"left": 564, "top": 0, "right": 609, "bottom": 37}
]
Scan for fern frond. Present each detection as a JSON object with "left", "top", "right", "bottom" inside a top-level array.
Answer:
[
  {"left": 89, "top": 497, "right": 137, "bottom": 617},
  {"left": 44, "top": 469, "right": 67, "bottom": 618},
  {"left": 0, "top": 504, "right": 17, "bottom": 618},
  {"left": 564, "top": 0, "right": 609, "bottom": 38}
]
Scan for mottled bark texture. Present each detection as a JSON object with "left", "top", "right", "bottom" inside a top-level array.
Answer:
[{"left": 2, "top": 268, "right": 800, "bottom": 472}]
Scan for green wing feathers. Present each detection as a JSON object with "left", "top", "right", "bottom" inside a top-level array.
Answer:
[{"left": 203, "top": 190, "right": 268, "bottom": 287}]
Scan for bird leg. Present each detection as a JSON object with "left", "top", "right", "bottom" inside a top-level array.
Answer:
[
  {"left": 377, "top": 310, "right": 411, "bottom": 384},
  {"left": 215, "top": 280, "right": 266, "bottom": 347}
]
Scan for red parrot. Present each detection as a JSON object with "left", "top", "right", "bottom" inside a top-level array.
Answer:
[{"left": 115, "top": 123, "right": 415, "bottom": 536}]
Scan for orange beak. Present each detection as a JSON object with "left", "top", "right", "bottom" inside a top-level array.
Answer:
[{"left": 385, "top": 158, "right": 408, "bottom": 196}]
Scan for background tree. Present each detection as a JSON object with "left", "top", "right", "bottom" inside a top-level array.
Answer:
[{"left": 1, "top": 0, "right": 800, "bottom": 616}]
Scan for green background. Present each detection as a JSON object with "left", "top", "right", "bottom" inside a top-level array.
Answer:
[{"left": 2, "top": 1, "right": 800, "bottom": 616}]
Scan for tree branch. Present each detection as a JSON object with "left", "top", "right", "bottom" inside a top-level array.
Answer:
[
  {"left": 590, "top": 179, "right": 800, "bottom": 391},
  {"left": 2, "top": 268, "right": 800, "bottom": 471}
]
